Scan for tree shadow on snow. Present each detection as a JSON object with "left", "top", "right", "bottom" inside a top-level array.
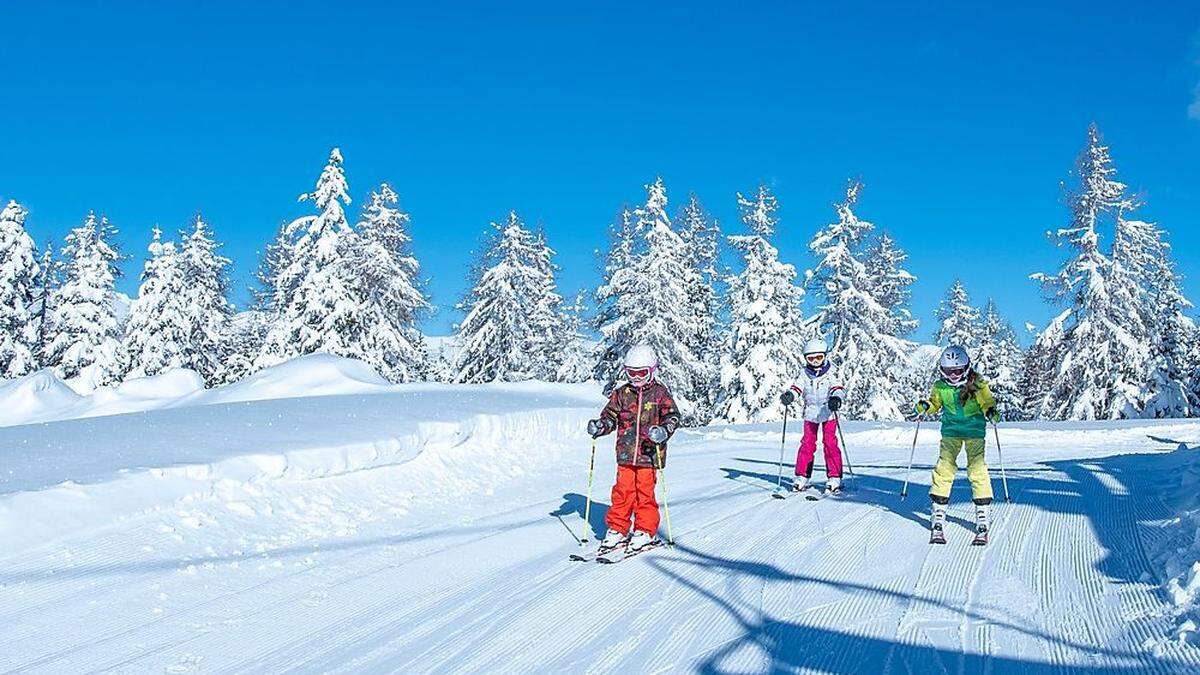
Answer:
[{"left": 644, "top": 544, "right": 1188, "bottom": 673}]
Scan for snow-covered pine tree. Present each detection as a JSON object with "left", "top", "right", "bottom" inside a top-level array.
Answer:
[
  {"left": 0, "top": 200, "right": 41, "bottom": 378},
  {"left": 1017, "top": 310, "right": 1068, "bottom": 420},
  {"left": 863, "top": 232, "right": 918, "bottom": 339},
  {"left": 1031, "top": 125, "right": 1140, "bottom": 420},
  {"left": 934, "top": 280, "right": 982, "bottom": 355},
  {"left": 258, "top": 148, "right": 368, "bottom": 369},
  {"left": 677, "top": 193, "right": 722, "bottom": 422},
  {"left": 976, "top": 299, "right": 1023, "bottom": 419},
  {"left": 806, "top": 181, "right": 912, "bottom": 420},
  {"left": 556, "top": 292, "right": 594, "bottom": 383},
  {"left": 718, "top": 185, "right": 806, "bottom": 423},
  {"left": 526, "top": 226, "right": 567, "bottom": 381},
  {"left": 1126, "top": 219, "right": 1197, "bottom": 418},
  {"left": 593, "top": 206, "right": 639, "bottom": 385},
  {"left": 33, "top": 244, "right": 59, "bottom": 367},
  {"left": 123, "top": 228, "right": 190, "bottom": 379},
  {"left": 177, "top": 214, "right": 233, "bottom": 384},
  {"left": 216, "top": 310, "right": 269, "bottom": 385},
  {"left": 45, "top": 212, "right": 124, "bottom": 385},
  {"left": 454, "top": 211, "right": 554, "bottom": 383},
  {"left": 611, "top": 178, "right": 708, "bottom": 423},
  {"left": 353, "top": 182, "right": 431, "bottom": 382}
]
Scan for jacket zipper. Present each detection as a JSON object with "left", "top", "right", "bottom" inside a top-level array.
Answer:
[{"left": 634, "top": 388, "right": 643, "bottom": 467}]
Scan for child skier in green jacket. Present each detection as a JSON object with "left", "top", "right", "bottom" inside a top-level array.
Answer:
[{"left": 915, "top": 345, "right": 1000, "bottom": 545}]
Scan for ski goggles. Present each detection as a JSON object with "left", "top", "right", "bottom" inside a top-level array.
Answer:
[
  {"left": 941, "top": 365, "right": 968, "bottom": 381},
  {"left": 625, "top": 366, "right": 654, "bottom": 384},
  {"left": 805, "top": 353, "right": 826, "bottom": 365}
]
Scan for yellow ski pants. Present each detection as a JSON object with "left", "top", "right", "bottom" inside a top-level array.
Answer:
[{"left": 929, "top": 437, "right": 993, "bottom": 503}]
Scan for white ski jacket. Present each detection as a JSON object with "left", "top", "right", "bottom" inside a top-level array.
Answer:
[{"left": 789, "top": 363, "right": 845, "bottom": 423}]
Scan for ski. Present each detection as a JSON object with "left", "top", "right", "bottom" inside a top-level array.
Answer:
[
  {"left": 972, "top": 528, "right": 989, "bottom": 546},
  {"left": 771, "top": 490, "right": 789, "bottom": 500},
  {"left": 929, "top": 525, "right": 946, "bottom": 545},
  {"left": 805, "top": 492, "right": 824, "bottom": 502},
  {"left": 597, "top": 540, "right": 665, "bottom": 564},
  {"left": 570, "top": 545, "right": 620, "bottom": 562}
]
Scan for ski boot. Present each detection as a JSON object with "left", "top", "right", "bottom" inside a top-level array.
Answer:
[
  {"left": 972, "top": 504, "right": 990, "bottom": 546},
  {"left": 824, "top": 477, "right": 843, "bottom": 497},
  {"left": 627, "top": 530, "right": 658, "bottom": 552},
  {"left": 599, "top": 528, "right": 628, "bottom": 554},
  {"left": 930, "top": 501, "right": 948, "bottom": 545},
  {"left": 791, "top": 476, "right": 811, "bottom": 492}
]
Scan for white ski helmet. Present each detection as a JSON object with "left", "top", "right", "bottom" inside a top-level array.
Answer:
[
  {"left": 803, "top": 338, "right": 828, "bottom": 356},
  {"left": 623, "top": 344, "right": 658, "bottom": 386},
  {"left": 939, "top": 345, "right": 971, "bottom": 384}
]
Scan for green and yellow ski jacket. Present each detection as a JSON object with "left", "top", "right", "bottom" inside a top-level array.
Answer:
[{"left": 923, "top": 373, "right": 995, "bottom": 439}]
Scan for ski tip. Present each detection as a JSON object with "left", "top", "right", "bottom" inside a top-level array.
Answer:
[{"left": 771, "top": 492, "right": 787, "bottom": 500}]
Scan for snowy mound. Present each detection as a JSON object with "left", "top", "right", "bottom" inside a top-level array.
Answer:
[
  {"left": 0, "top": 369, "right": 84, "bottom": 427},
  {"left": 1152, "top": 443, "right": 1200, "bottom": 647},
  {"left": 186, "top": 353, "right": 392, "bottom": 406},
  {"left": 85, "top": 369, "right": 206, "bottom": 415}
]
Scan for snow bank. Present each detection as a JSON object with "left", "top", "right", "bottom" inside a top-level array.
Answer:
[
  {"left": 181, "top": 353, "right": 392, "bottom": 406},
  {"left": 0, "top": 369, "right": 83, "bottom": 426},
  {"left": 0, "top": 380, "right": 600, "bottom": 553},
  {"left": 0, "top": 353, "right": 394, "bottom": 428},
  {"left": 1150, "top": 442, "right": 1200, "bottom": 647}
]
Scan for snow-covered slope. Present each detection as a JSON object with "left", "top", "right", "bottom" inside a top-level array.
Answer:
[{"left": 1, "top": 375, "right": 1199, "bottom": 672}]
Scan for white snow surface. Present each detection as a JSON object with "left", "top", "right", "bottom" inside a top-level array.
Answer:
[{"left": 1, "top": 373, "right": 1199, "bottom": 672}]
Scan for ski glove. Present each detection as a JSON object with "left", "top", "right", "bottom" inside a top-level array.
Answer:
[
  {"left": 915, "top": 400, "right": 932, "bottom": 414},
  {"left": 827, "top": 397, "right": 842, "bottom": 412},
  {"left": 780, "top": 390, "right": 796, "bottom": 406},
  {"left": 647, "top": 425, "right": 669, "bottom": 444},
  {"left": 587, "top": 419, "right": 610, "bottom": 438}
]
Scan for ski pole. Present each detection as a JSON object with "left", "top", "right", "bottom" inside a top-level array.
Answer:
[
  {"left": 833, "top": 412, "right": 854, "bottom": 478},
  {"left": 991, "top": 420, "right": 1012, "bottom": 503},
  {"left": 656, "top": 445, "right": 675, "bottom": 547},
  {"left": 580, "top": 438, "right": 597, "bottom": 545},
  {"left": 900, "top": 417, "right": 922, "bottom": 500},
  {"left": 776, "top": 406, "right": 790, "bottom": 494}
]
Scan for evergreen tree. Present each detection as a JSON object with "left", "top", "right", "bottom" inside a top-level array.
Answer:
[
  {"left": 976, "top": 299, "right": 1023, "bottom": 419},
  {"left": 593, "top": 206, "right": 639, "bottom": 385},
  {"left": 354, "top": 183, "right": 431, "bottom": 382},
  {"left": 806, "top": 182, "right": 912, "bottom": 419},
  {"left": 217, "top": 311, "right": 269, "bottom": 385},
  {"left": 1018, "top": 310, "right": 1069, "bottom": 420},
  {"left": 718, "top": 185, "right": 805, "bottom": 423},
  {"left": 1031, "top": 124, "right": 1139, "bottom": 420},
  {"left": 454, "top": 211, "right": 557, "bottom": 383},
  {"left": 124, "top": 228, "right": 190, "bottom": 378},
  {"left": 864, "top": 232, "right": 918, "bottom": 338},
  {"left": 1133, "top": 221, "right": 1196, "bottom": 417},
  {"left": 178, "top": 215, "right": 233, "bottom": 384},
  {"left": 258, "top": 148, "right": 368, "bottom": 368},
  {"left": 556, "top": 292, "right": 594, "bottom": 383},
  {"left": 613, "top": 178, "right": 709, "bottom": 422},
  {"left": 45, "top": 212, "right": 124, "bottom": 385},
  {"left": 0, "top": 200, "right": 41, "bottom": 378},
  {"left": 676, "top": 193, "right": 722, "bottom": 420},
  {"left": 33, "top": 243, "right": 59, "bottom": 367},
  {"left": 526, "top": 226, "right": 567, "bottom": 381},
  {"left": 934, "top": 280, "right": 982, "bottom": 355}
]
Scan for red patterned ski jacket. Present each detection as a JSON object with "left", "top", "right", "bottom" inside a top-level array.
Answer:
[{"left": 596, "top": 381, "right": 681, "bottom": 468}]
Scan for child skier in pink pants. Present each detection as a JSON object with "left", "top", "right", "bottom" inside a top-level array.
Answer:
[{"left": 780, "top": 338, "right": 846, "bottom": 496}]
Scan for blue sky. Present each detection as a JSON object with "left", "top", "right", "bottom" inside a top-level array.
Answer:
[{"left": 3, "top": 2, "right": 1199, "bottom": 340}]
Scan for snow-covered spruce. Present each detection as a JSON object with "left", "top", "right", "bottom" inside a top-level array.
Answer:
[
  {"left": 976, "top": 299, "right": 1024, "bottom": 419},
  {"left": 257, "top": 148, "right": 370, "bottom": 371},
  {"left": 805, "top": 181, "right": 913, "bottom": 420},
  {"left": 593, "top": 206, "right": 639, "bottom": 386},
  {"left": 1030, "top": 124, "right": 1179, "bottom": 420},
  {"left": 600, "top": 178, "right": 709, "bottom": 423},
  {"left": 0, "top": 200, "right": 41, "bottom": 378},
  {"left": 718, "top": 184, "right": 805, "bottom": 423},
  {"left": 934, "top": 279, "right": 982, "bottom": 357},
  {"left": 123, "top": 228, "right": 191, "bottom": 379},
  {"left": 43, "top": 211, "right": 124, "bottom": 387},
  {"left": 454, "top": 211, "right": 566, "bottom": 383},
  {"left": 176, "top": 214, "right": 233, "bottom": 385},
  {"left": 352, "top": 182, "right": 431, "bottom": 383},
  {"left": 676, "top": 193, "right": 723, "bottom": 422}
]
